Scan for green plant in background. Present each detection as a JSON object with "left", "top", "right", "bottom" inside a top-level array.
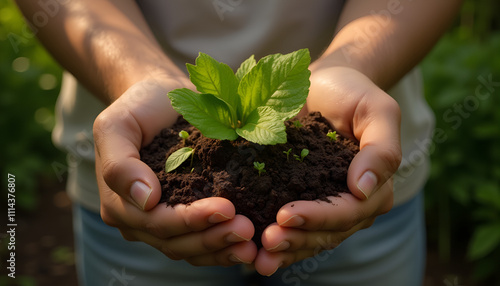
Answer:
[
  {"left": 0, "top": 0, "right": 65, "bottom": 211},
  {"left": 253, "top": 161, "right": 266, "bottom": 177},
  {"left": 422, "top": 26, "right": 500, "bottom": 283}
]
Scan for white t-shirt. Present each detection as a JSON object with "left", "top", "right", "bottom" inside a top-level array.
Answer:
[{"left": 52, "top": 0, "right": 434, "bottom": 213}]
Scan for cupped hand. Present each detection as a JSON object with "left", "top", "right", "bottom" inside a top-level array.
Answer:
[
  {"left": 93, "top": 77, "right": 257, "bottom": 266},
  {"left": 255, "top": 66, "right": 402, "bottom": 276}
]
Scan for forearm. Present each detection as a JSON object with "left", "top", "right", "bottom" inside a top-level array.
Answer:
[
  {"left": 14, "top": 0, "right": 186, "bottom": 104},
  {"left": 314, "top": 0, "right": 462, "bottom": 90}
]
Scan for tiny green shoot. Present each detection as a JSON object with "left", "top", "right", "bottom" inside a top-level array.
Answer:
[
  {"left": 293, "top": 120, "right": 303, "bottom": 128},
  {"left": 283, "top": 148, "right": 292, "bottom": 162},
  {"left": 167, "top": 49, "right": 311, "bottom": 145},
  {"left": 253, "top": 161, "right": 266, "bottom": 177},
  {"left": 294, "top": 148, "right": 309, "bottom": 162},
  {"left": 165, "top": 147, "right": 195, "bottom": 173},
  {"left": 327, "top": 131, "right": 337, "bottom": 141},
  {"left": 179, "top": 130, "right": 189, "bottom": 143}
]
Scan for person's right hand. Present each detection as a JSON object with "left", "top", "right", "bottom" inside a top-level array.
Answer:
[{"left": 93, "top": 77, "right": 258, "bottom": 266}]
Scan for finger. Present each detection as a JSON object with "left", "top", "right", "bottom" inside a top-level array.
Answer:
[
  {"left": 101, "top": 196, "right": 237, "bottom": 239},
  {"left": 261, "top": 219, "right": 373, "bottom": 253},
  {"left": 93, "top": 80, "right": 182, "bottom": 210},
  {"left": 185, "top": 241, "right": 258, "bottom": 267},
  {"left": 152, "top": 215, "right": 254, "bottom": 259},
  {"left": 276, "top": 182, "right": 393, "bottom": 231},
  {"left": 348, "top": 93, "right": 402, "bottom": 200}
]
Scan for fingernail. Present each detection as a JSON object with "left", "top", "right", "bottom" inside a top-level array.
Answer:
[
  {"left": 208, "top": 212, "right": 232, "bottom": 224},
  {"left": 266, "top": 263, "right": 283, "bottom": 276},
  {"left": 280, "top": 215, "right": 305, "bottom": 227},
  {"left": 225, "top": 232, "right": 250, "bottom": 243},
  {"left": 130, "top": 181, "right": 153, "bottom": 210},
  {"left": 229, "top": 254, "right": 251, "bottom": 264},
  {"left": 266, "top": 241, "right": 290, "bottom": 252},
  {"left": 357, "top": 171, "right": 378, "bottom": 199}
]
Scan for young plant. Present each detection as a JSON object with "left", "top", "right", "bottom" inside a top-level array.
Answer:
[
  {"left": 253, "top": 161, "right": 266, "bottom": 177},
  {"left": 167, "top": 49, "right": 311, "bottom": 145},
  {"left": 327, "top": 131, "right": 337, "bottom": 141},
  {"left": 179, "top": 130, "right": 189, "bottom": 144},
  {"left": 294, "top": 148, "right": 309, "bottom": 162},
  {"left": 283, "top": 148, "right": 292, "bottom": 162},
  {"left": 293, "top": 120, "right": 303, "bottom": 128},
  {"left": 165, "top": 147, "right": 195, "bottom": 173}
]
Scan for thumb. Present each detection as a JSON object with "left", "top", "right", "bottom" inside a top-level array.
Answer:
[
  {"left": 93, "top": 107, "right": 161, "bottom": 211},
  {"left": 347, "top": 95, "right": 402, "bottom": 200}
]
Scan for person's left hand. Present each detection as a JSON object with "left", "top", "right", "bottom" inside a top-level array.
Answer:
[{"left": 254, "top": 65, "right": 401, "bottom": 276}]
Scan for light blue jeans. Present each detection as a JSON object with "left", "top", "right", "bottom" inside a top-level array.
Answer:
[{"left": 73, "top": 192, "right": 425, "bottom": 286}]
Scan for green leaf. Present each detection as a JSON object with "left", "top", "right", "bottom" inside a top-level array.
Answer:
[
  {"left": 235, "top": 55, "right": 256, "bottom": 81},
  {"left": 165, "top": 147, "right": 194, "bottom": 173},
  {"left": 301, "top": 148, "right": 310, "bottom": 158},
  {"left": 186, "top": 53, "right": 240, "bottom": 121},
  {"left": 168, "top": 88, "right": 238, "bottom": 140},
  {"left": 236, "top": 106, "right": 287, "bottom": 145},
  {"left": 467, "top": 222, "right": 500, "bottom": 260},
  {"left": 238, "top": 49, "right": 311, "bottom": 122}
]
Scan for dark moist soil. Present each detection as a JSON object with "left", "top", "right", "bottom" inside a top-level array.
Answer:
[{"left": 140, "top": 112, "right": 359, "bottom": 246}]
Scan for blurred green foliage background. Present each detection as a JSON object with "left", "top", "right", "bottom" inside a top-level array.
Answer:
[
  {"left": 1, "top": 0, "right": 64, "bottom": 211},
  {"left": 0, "top": 0, "right": 499, "bottom": 284}
]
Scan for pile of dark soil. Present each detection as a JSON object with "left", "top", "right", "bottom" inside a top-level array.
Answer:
[{"left": 140, "top": 112, "right": 359, "bottom": 245}]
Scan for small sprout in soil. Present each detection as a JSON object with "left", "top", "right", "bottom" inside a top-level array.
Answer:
[
  {"left": 253, "top": 161, "right": 266, "bottom": 177},
  {"left": 294, "top": 148, "right": 309, "bottom": 162},
  {"left": 165, "top": 147, "right": 195, "bottom": 173},
  {"left": 293, "top": 120, "right": 303, "bottom": 128},
  {"left": 327, "top": 131, "right": 338, "bottom": 141},
  {"left": 179, "top": 130, "right": 189, "bottom": 144},
  {"left": 283, "top": 148, "right": 292, "bottom": 162}
]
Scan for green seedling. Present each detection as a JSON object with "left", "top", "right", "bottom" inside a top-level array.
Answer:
[
  {"left": 283, "top": 148, "right": 292, "bottom": 162},
  {"left": 293, "top": 120, "right": 303, "bottom": 128},
  {"left": 167, "top": 49, "right": 311, "bottom": 145},
  {"left": 179, "top": 130, "right": 189, "bottom": 144},
  {"left": 253, "top": 161, "right": 266, "bottom": 177},
  {"left": 294, "top": 148, "right": 309, "bottom": 162},
  {"left": 165, "top": 147, "right": 195, "bottom": 173},
  {"left": 327, "top": 131, "right": 337, "bottom": 141}
]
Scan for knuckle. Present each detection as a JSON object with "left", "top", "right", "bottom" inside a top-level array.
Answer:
[
  {"left": 379, "top": 147, "right": 402, "bottom": 175},
  {"left": 100, "top": 158, "right": 120, "bottom": 187},
  {"left": 100, "top": 206, "right": 119, "bottom": 227},
  {"left": 93, "top": 112, "right": 114, "bottom": 142},
  {"left": 201, "top": 235, "right": 221, "bottom": 252}
]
